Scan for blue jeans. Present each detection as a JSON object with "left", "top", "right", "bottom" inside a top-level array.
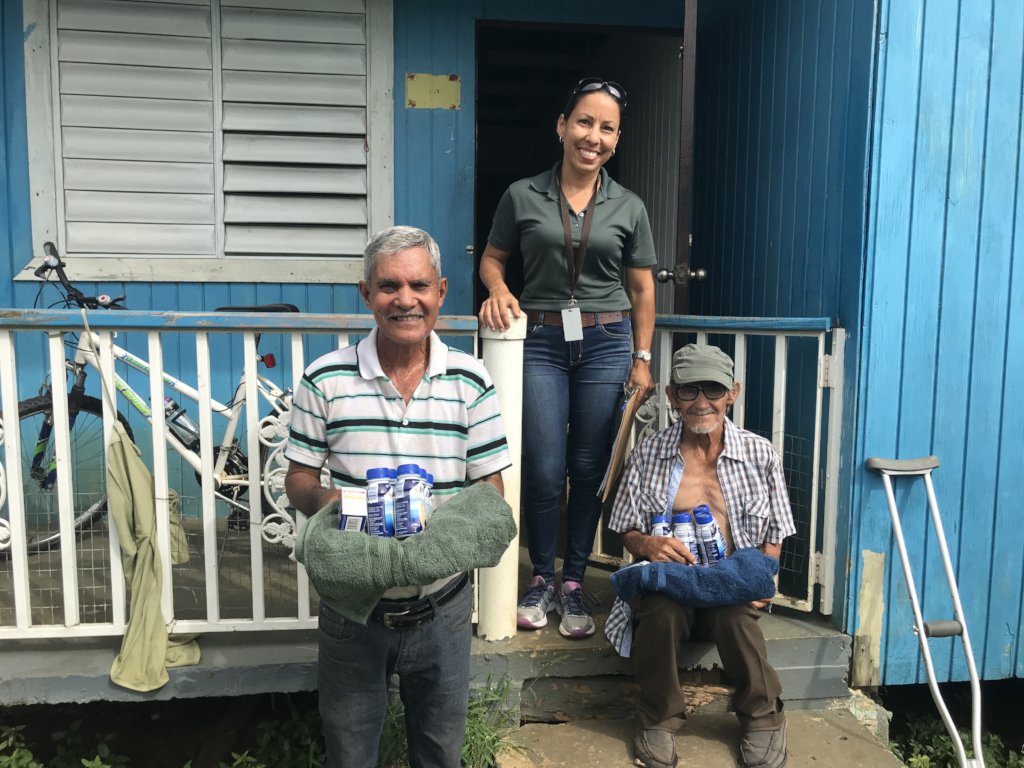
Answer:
[
  {"left": 317, "top": 580, "right": 473, "bottom": 768},
  {"left": 521, "top": 317, "right": 632, "bottom": 584}
]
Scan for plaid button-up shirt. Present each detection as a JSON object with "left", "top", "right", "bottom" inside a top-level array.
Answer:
[{"left": 603, "top": 418, "right": 796, "bottom": 656}]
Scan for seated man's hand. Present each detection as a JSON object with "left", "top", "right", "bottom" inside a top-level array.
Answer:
[
  {"left": 643, "top": 534, "right": 699, "bottom": 565},
  {"left": 750, "top": 597, "right": 773, "bottom": 610}
]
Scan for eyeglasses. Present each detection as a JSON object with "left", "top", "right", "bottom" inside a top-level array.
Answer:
[
  {"left": 672, "top": 382, "right": 730, "bottom": 401},
  {"left": 572, "top": 78, "right": 628, "bottom": 107}
]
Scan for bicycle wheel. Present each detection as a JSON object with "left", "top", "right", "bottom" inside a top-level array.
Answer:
[{"left": 11, "top": 394, "right": 133, "bottom": 555}]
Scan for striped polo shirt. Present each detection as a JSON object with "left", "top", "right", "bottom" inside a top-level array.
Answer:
[{"left": 286, "top": 328, "right": 512, "bottom": 501}]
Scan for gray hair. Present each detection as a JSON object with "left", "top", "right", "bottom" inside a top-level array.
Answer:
[{"left": 363, "top": 226, "right": 442, "bottom": 283}]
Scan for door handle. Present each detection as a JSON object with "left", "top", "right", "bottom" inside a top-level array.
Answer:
[{"left": 655, "top": 266, "right": 707, "bottom": 285}]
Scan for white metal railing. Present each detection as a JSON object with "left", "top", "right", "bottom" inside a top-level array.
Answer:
[
  {"left": 592, "top": 316, "right": 846, "bottom": 614},
  {"left": 0, "top": 309, "right": 525, "bottom": 640},
  {"left": 0, "top": 309, "right": 843, "bottom": 644}
]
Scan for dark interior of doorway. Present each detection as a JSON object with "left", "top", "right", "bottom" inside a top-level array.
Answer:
[{"left": 473, "top": 22, "right": 627, "bottom": 312}]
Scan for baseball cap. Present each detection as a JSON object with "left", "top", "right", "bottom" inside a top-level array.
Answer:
[{"left": 671, "top": 343, "right": 734, "bottom": 387}]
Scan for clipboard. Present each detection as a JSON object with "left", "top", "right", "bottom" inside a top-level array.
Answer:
[{"left": 597, "top": 388, "right": 643, "bottom": 502}]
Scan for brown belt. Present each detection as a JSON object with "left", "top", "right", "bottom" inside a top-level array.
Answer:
[{"left": 525, "top": 309, "right": 630, "bottom": 328}]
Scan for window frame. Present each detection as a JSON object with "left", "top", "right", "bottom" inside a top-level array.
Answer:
[{"left": 19, "top": 0, "right": 393, "bottom": 284}]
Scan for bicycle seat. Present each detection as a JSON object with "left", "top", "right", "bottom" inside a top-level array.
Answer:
[{"left": 213, "top": 303, "right": 300, "bottom": 313}]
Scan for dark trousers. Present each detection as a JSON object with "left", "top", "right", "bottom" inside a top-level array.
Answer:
[
  {"left": 317, "top": 581, "right": 473, "bottom": 768},
  {"left": 629, "top": 593, "right": 784, "bottom": 732},
  {"left": 521, "top": 320, "right": 632, "bottom": 584}
]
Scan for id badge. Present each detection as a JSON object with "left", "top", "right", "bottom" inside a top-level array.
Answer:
[{"left": 561, "top": 307, "right": 584, "bottom": 341}]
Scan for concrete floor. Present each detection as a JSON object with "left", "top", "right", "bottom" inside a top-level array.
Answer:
[{"left": 497, "top": 709, "right": 905, "bottom": 768}]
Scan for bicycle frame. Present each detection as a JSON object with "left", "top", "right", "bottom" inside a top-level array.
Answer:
[{"left": 67, "top": 330, "right": 290, "bottom": 505}]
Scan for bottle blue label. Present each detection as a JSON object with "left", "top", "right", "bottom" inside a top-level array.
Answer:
[{"left": 366, "top": 481, "right": 394, "bottom": 537}]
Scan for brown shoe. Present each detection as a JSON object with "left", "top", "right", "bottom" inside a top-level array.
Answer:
[
  {"left": 633, "top": 720, "right": 678, "bottom": 768},
  {"left": 738, "top": 719, "right": 787, "bottom": 768}
]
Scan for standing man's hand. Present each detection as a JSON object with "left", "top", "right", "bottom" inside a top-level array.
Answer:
[{"left": 285, "top": 461, "right": 341, "bottom": 516}]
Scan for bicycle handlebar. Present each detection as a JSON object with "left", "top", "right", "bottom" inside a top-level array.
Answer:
[{"left": 35, "top": 242, "right": 127, "bottom": 310}]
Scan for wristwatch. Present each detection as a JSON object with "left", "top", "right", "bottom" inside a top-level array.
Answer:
[{"left": 631, "top": 349, "right": 652, "bottom": 363}]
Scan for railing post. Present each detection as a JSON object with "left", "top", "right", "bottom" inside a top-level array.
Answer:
[{"left": 477, "top": 316, "right": 526, "bottom": 641}]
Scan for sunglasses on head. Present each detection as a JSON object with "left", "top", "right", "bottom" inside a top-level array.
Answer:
[
  {"left": 572, "top": 77, "right": 628, "bottom": 107},
  {"left": 672, "top": 382, "right": 730, "bottom": 401}
]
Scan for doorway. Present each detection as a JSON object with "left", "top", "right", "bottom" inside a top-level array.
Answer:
[{"left": 473, "top": 22, "right": 683, "bottom": 315}]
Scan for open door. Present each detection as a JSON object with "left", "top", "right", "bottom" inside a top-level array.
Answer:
[
  {"left": 474, "top": 22, "right": 685, "bottom": 316},
  {"left": 614, "top": 1, "right": 699, "bottom": 316}
]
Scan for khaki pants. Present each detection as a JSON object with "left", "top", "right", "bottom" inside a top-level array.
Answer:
[{"left": 629, "top": 593, "right": 785, "bottom": 732}]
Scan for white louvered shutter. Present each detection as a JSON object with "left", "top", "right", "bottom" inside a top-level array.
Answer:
[
  {"left": 220, "top": 0, "right": 369, "bottom": 257},
  {"left": 51, "top": 0, "right": 372, "bottom": 265},
  {"left": 57, "top": 0, "right": 217, "bottom": 258}
]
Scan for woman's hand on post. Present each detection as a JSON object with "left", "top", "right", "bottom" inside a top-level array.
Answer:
[
  {"left": 478, "top": 245, "right": 519, "bottom": 331},
  {"left": 479, "top": 287, "right": 521, "bottom": 332}
]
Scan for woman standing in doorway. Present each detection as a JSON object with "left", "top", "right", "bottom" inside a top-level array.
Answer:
[{"left": 479, "top": 78, "right": 657, "bottom": 638}]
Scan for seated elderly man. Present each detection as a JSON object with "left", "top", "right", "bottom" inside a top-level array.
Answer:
[{"left": 605, "top": 343, "right": 795, "bottom": 768}]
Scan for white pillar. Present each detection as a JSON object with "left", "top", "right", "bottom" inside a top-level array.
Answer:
[{"left": 476, "top": 316, "right": 526, "bottom": 641}]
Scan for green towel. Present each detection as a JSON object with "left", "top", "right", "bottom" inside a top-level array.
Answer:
[
  {"left": 295, "top": 482, "right": 516, "bottom": 624},
  {"left": 106, "top": 422, "right": 201, "bottom": 692}
]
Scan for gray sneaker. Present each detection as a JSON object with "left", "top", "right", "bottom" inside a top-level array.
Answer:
[
  {"left": 516, "top": 576, "right": 556, "bottom": 629},
  {"left": 555, "top": 580, "right": 596, "bottom": 638},
  {"left": 633, "top": 720, "right": 678, "bottom": 768},
  {"left": 738, "top": 719, "right": 787, "bottom": 768}
]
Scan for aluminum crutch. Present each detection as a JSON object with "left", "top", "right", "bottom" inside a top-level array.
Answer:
[{"left": 865, "top": 455, "right": 984, "bottom": 768}]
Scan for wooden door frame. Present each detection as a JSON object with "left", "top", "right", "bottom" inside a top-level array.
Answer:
[{"left": 673, "top": 0, "right": 698, "bottom": 314}]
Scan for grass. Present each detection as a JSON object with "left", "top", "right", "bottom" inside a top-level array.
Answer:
[
  {"left": 0, "top": 721, "right": 130, "bottom": 768},
  {"left": 377, "top": 676, "right": 523, "bottom": 768},
  {"left": 889, "top": 715, "right": 1024, "bottom": 768},
  {"left": 886, "top": 680, "right": 1024, "bottom": 768},
  {"left": 0, "top": 678, "right": 522, "bottom": 768}
]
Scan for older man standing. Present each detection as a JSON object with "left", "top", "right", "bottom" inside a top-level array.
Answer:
[
  {"left": 606, "top": 344, "right": 795, "bottom": 768},
  {"left": 285, "top": 226, "right": 511, "bottom": 768}
]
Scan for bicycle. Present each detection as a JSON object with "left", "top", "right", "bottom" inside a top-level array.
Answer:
[{"left": 4, "top": 242, "right": 298, "bottom": 555}]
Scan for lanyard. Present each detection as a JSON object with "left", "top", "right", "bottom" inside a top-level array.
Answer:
[{"left": 558, "top": 180, "right": 598, "bottom": 302}]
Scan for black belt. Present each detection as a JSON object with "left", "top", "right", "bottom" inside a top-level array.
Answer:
[
  {"left": 371, "top": 573, "right": 469, "bottom": 630},
  {"left": 526, "top": 309, "right": 630, "bottom": 328}
]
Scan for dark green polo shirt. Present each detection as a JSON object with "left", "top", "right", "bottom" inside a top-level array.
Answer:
[{"left": 487, "top": 164, "right": 658, "bottom": 313}]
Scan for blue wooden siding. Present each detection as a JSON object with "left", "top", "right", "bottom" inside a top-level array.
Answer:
[
  {"left": 2, "top": 0, "right": 30, "bottom": 312},
  {"left": 690, "top": 0, "right": 873, "bottom": 322},
  {"left": 687, "top": 1, "right": 874, "bottom": 610},
  {"left": 853, "top": 0, "right": 1024, "bottom": 685}
]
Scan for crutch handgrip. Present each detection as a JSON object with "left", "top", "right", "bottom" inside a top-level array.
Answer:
[
  {"left": 923, "top": 620, "right": 963, "bottom": 638},
  {"left": 866, "top": 455, "right": 940, "bottom": 474}
]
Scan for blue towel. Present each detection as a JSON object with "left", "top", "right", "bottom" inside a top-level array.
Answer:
[{"left": 609, "top": 547, "right": 779, "bottom": 607}]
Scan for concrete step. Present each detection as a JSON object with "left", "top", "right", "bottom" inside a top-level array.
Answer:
[
  {"left": 496, "top": 709, "right": 905, "bottom": 768},
  {"left": 476, "top": 555, "right": 852, "bottom": 723}
]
